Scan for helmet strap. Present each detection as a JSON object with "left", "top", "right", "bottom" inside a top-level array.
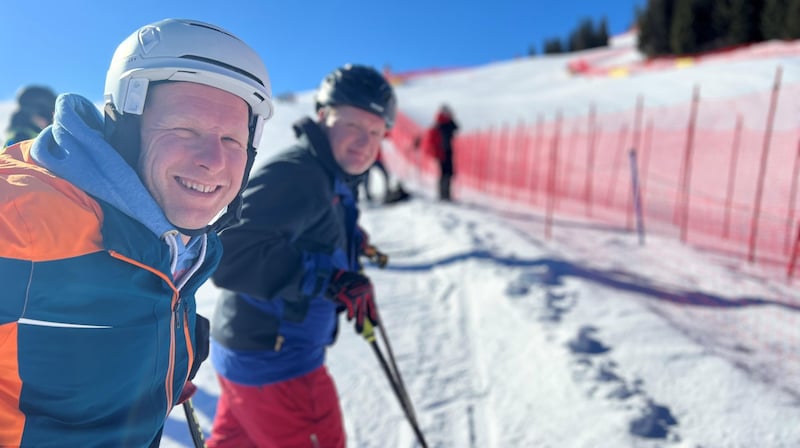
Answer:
[
  {"left": 211, "top": 142, "right": 255, "bottom": 235},
  {"left": 104, "top": 103, "right": 142, "bottom": 169}
]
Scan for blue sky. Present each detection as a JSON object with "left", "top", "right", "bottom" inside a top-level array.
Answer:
[{"left": 2, "top": 0, "right": 643, "bottom": 102}]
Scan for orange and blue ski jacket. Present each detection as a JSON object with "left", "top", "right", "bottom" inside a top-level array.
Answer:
[{"left": 0, "top": 94, "right": 221, "bottom": 447}]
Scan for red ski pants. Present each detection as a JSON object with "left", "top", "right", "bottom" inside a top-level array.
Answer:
[{"left": 207, "top": 366, "right": 345, "bottom": 448}]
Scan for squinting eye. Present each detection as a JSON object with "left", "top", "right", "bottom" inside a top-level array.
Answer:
[{"left": 222, "top": 137, "right": 246, "bottom": 149}]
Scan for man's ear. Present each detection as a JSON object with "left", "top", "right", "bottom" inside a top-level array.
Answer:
[{"left": 317, "top": 106, "right": 328, "bottom": 123}]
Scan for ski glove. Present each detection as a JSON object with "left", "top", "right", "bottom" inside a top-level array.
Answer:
[
  {"left": 177, "top": 381, "right": 197, "bottom": 405},
  {"left": 327, "top": 270, "right": 380, "bottom": 333},
  {"left": 175, "top": 314, "right": 209, "bottom": 406},
  {"left": 189, "top": 314, "right": 210, "bottom": 381}
]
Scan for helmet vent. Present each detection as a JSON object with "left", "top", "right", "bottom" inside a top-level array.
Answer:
[
  {"left": 186, "top": 21, "right": 238, "bottom": 41},
  {"left": 180, "top": 55, "right": 265, "bottom": 88}
]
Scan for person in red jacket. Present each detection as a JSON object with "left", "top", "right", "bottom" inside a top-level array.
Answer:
[{"left": 430, "top": 105, "right": 459, "bottom": 200}]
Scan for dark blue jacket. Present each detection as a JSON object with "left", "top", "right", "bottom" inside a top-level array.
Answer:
[{"left": 210, "top": 118, "right": 364, "bottom": 385}]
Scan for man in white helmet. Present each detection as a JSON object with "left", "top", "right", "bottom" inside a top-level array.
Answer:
[{"left": 0, "top": 18, "right": 273, "bottom": 446}]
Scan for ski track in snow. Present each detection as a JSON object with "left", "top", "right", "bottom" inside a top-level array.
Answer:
[{"left": 342, "top": 199, "right": 685, "bottom": 448}]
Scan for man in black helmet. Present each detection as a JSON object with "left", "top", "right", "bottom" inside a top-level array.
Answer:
[
  {"left": 208, "top": 64, "right": 396, "bottom": 448},
  {"left": 3, "top": 85, "right": 57, "bottom": 147}
]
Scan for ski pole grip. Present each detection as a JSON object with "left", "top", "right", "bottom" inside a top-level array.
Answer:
[
  {"left": 365, "top": 245, "right": 389, "bottom": 268},
  {"left": 362, "top": 319, "right": 376, "bottom": 342},
  {"left": 372, "top": 251, "right": 389, "bottom": 268}
]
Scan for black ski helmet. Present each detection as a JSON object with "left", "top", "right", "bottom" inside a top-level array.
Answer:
[
  {"left": 16, "top": 85, "right": 57, "bottom": 120},
  {"left": 315, "top": 64, "right": 397, "bottom": 129}
]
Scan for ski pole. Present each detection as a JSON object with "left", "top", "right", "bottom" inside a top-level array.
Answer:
[
  {"left": 363, "top": 244, "right": 389, "bottom": 268},
  {"left": 360, "top": 250, "right": 418, "bottom": 422},
  {"left": 359, "top": 249, "right": 426, "bottom": 445},
  {"left": 370, "top": 341, "right": 429, "bottom": 447},
  {"left": 363, "top": 321, "right": 429, "bottom": 448},
  {"left": 374, "top": 310, "right": 419, "bottom": 422},
  {"left": 183, "top": 398, "right": 208, "bottom": 448}
]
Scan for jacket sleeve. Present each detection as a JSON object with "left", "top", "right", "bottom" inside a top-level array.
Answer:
[{"left": 212, "top": 159, "right": 331, "bottom": 302}]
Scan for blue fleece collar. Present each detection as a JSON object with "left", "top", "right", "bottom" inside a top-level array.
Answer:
[
  {"left": 31, "top": 94, "right": 177, "bottom": 239},
  {"left": 30, "top": 94, "right": 201, "bottom": 271}
]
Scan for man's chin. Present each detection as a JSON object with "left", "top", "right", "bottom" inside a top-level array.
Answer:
[{"left": 344, "top": 162, "right": 371, "bottom": 176}]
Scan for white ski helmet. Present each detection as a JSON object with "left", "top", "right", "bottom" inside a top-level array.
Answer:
[
  {"left": 104, "top": 19, "right": 274, "bottom": 234},
  {"left": 104, "top": 18, "right": 273, "bottom": 148}
]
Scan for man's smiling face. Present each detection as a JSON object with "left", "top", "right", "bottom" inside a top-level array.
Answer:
[{"left": 138, "top": 82, "right": 250, "bottom": 231}]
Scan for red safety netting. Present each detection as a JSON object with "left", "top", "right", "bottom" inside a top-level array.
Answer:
[{"left": 386, "top": 71, "right": 800, "bottom": 281}]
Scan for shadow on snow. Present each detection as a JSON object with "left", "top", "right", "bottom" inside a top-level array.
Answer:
[{"left": 381, "top": 251, "right": 800, "bottom": 312}]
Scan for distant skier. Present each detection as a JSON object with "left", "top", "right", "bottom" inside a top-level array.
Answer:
[
  {"left": 4, "top": 85, "right": 56, "bottom": 147},
  {"left": 425, "top": 104, "right": 459, "bottom": 200}
]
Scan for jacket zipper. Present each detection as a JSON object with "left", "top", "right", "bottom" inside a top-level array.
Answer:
[{"left": 108, "top": 250, "right": 182, "bottom": 417}]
